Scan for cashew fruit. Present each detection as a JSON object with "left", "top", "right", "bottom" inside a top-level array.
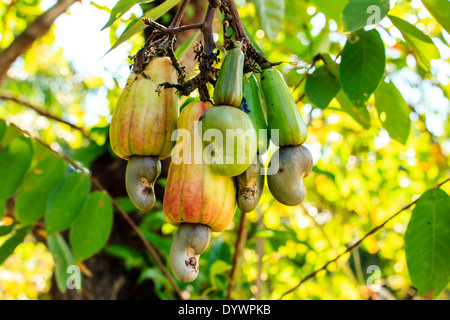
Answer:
[
  {"left": 239, "top": 73, "right": 269, "bottom": 155},
  {"left": 267, "top": 144, "right": 313, "bottom": 206},
  {"left": 200, "top": 105, "right": 257, "bottom": 177},
  {"left": 235, "top": 154, "right": 265, "bottom": 213},
  {"left": 213, "top": 43, "right": 245, "bottom": 107},
  {"left": 125, "top": 156, "right": 161, "bottom": 212},
  {"left": 261, "top": 67, "right": 307, "bottom": 147},
  {"left": 163, "top": 101, "right": 236, "bottom": 233},
  {"left": 109, "top": 57, "right": 179, "bottom": 160},
  {"left": 170, "top": 223, "right": 211, "bottom": 283},
  {"left": 109, "top": 57, "right": 179, "bottom": 211}
]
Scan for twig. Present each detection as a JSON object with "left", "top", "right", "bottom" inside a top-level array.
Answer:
[
  {"left": 0, "top": 0, "right": 78, "bottom": 86},
  {"left": 220, "top": 0, "right": 271, "bottom": 70},
  {"left": 6, "top": 121, "right": 186, "bottom": 300},
  {"left": 159, "top": 2, "right": 219, "bottom": 100},
  {"left": 0, "top": 90, "right": 90, "bottom": 139},
  {"left": 227, "top": 211, "right": 248, "bottom": 300},
  {"left": 255, "top": 205, "right": 264, "bottom": 300},
  {"left": 168, "top": 0, "right": 191, "bottom": 29},
  {"left": 279, "top": 176, "right": 450, "bottom": 299}
]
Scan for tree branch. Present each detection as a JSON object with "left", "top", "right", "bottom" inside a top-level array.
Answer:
[
  {"left": 227, "top": 211, "right": 248, "bottom": 300},
  {"left": 6, "top": 121, "right": 186, "bottom": 301},
  {"left": 279, "top": 176, "right": 450, "bottom": 299},
  {"left": 0, "top": 90, "right": 90, "bottom": 139},
  {"left": 0, "top": 0, "right": 78, "bottom": 86}
]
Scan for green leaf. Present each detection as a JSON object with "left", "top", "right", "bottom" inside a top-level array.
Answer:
[
  {"left": 243, "top": 25, "right": 265, "bottom": 55},
  {"left": 105, "top": 0, "right": 181, "bottom": 55},
  {"left": 47, "top": 233, "right": 77, "bottom": 294},
  {"left": 342, "top": 0, "right": 390, "bottom": 32},
  {"left": 389, "top": 15, "right": 440, "bottom": 71},
  {"left": 312, "top": 166, "right": 336, "bottom": 182},
  {"left": 0, "top": 222, "right": 17, "bottom": 237},
  {"left": 139, "top": 209, "right": 166, "bottom": 230},
  {"left": 138, "top": 267, "right": 166, "bottom": 285},
  {"left": 101, "top": 0, "right": 154, "bottom": 30},
  {"left": 45, "top": 172, "right": 91, "bottom": 235},
  {"left": 175, "top": 30, "right": 201, "bottom": 59},
  {"left": 311, "top": 0, "right": 348, "bottom": 25},
  {"left": 305, "top": 65, "right": 341, "bottom": 109},
  {"left": 16, "top": 156, "right": 67, "bottom": 226},
  {"left": 0, "top": 136, "right": 33, "bottom": 200},
  {"left": 0, "top": 119, "right": 6, "bottom": 143},
  {"left": 209, "top": 260, "right": 231, "bottom": 289},
  {"left": 73, "top": 140, "right": 107, "bottom": 169},
  {"left": 104, "top": 244, "right": 146, "bottom": 270},
  {"left": 339, "top": 29, "right": 386, "bottom": 107},
  {"left": 252, "top": 0, "right": 285, "bottom": 41},
  {"left": 374, "top": 79, "right": 411, "bottom": 144},
  {"left": 421, "top": 0, "right": 450, "bottom": 34},
  {"left": 0, "top": 226, "right": 30, "bottom": 265},
  {"left": 321, "top": 53, "right": 371, "bottom": 129},
  {"left": 405, "top": 188, "right": 450, "bottom": 299},
  {"left": 0, "top": 123, "right": 23, "bottom": 147},
  {"left": 69, "top": 191, "right": 114, "bottom": 261},
  {"left": 208, "top": 238, "right": 232, "bottom": 266},
  {"left": 335, "top": 90, "right": 371, "bottom": 129},
  {"left": 0, "top": 198, "right": 5, "bottom": 218},
  {"left": 141, "top": 230, "right": 171, "bottom": 257}
]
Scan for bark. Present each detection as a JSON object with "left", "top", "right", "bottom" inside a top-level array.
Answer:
[{"left": 0, "top": 0, "right": 78, "bottom": 86}]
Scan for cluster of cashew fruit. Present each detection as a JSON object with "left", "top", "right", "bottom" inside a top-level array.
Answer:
[{"left": 109, "top": 41, "right": 312, "bottom": 283}]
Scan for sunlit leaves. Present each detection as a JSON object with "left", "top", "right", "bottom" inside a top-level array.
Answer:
[
  {"left": 389, "top": 15, "right": 440, "bottom": 71},
  {"left": 15, "top": 156, "right": 67, "bottom": 226},
  {"left": 45, "top": 172, "right": 91, "bottom": 235},
  {"left": 47, "top": 233, "right": 77, "bottom": 294},
  {"left": 175, "top": 30, "right": 201, "bottom": 59},
  {"left": 321, "top": 53, "right": 371, "bottom": 129},
  {"left": 0, "top": 119, "right": 6, "bottom": 142},
  {"left": 339, "top": 29, "right": 386, "bottom": 107},
  {"left": 305, "top": 65, "right": 341, "bottom": 109},
  {"left": 252, "top": 0, "right": 285, "bottom": 41},
  {"left": 0, "top": 226, "right": 31, "bottom": 265},
  {"left": 105, "top": 0, "right": 181, "bottom": 55},
  {"left": 0, "top": 137, "right": 33, "bottom": 200},
  {"left": 342, "top": 0, "right": 390, "bottom": 32},
  {"left": 101, "top": 0, "right": 155, "bottom": 31},
  {"left": 421, "top": 0, "right": 450, "bottom": 34},
  {"left": 310, "top": 0, "right": 347, "bottom": 26},
  {"left": 405, "top": 188, "right": 450, "bottom": 299},
  {"left": 374, "top": 79, "right": 411, "bottom": 145},
  {"left": 69, "top": 191, "right": 113, "bottom": 261}
]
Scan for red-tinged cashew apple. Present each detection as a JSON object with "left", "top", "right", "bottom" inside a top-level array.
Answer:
[
  {"left": 109, "top": 57, "right": 179, "bottom": 211},
  {"left": 163, "top": 101, "right": 236, "bottom": 282}
]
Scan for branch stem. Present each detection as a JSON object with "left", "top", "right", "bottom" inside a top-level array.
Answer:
[{"left": 0, "top": 91, "right": 90, "bottom": 139}]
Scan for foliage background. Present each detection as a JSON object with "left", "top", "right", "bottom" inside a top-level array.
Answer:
[{"left": 0, "top": 0, "right": 449, "bottom": 300}]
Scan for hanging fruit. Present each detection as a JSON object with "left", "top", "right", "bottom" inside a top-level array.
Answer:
[
  {"left": 109, "top": 56, "right": 179, "bottom": 211},
  {"left": 213, "top": 42, "right": 245, "bottom": 107},
  {"left": 261, "top": 67, "right": 313, "bottom": 207},
  {"left": 163, "top": 101, "right": 236, "bottom": 282}
]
